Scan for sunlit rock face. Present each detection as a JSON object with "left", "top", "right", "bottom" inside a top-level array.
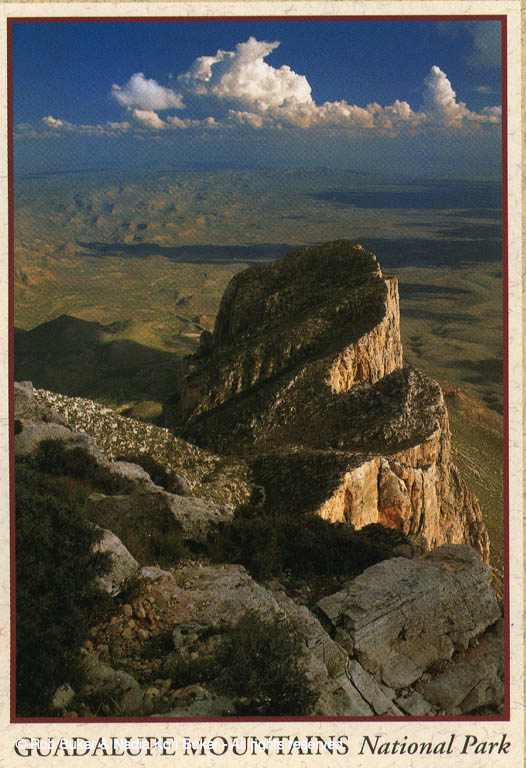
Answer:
[{"left": 176, "top": 240, "right": 489, "bottom": 560}]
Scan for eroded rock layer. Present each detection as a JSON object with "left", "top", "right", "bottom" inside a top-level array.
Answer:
[{"left": 177, "top": 241, "right": 489, "bottom": 560}]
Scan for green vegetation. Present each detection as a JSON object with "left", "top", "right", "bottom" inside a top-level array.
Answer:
[
  {"left": 145, "top": 611, "right": 317, "bottom": 715},
  {"left": 216, "top": 610, "right": 317, "bottom": 716},
  {"left": 33, "top": 438, "right": 131, "bottom": 495},
  {"left": 14, "top": 169, "right": 502, "bottom": 414},
  {"left": 398, "top": 264, "right": 502, "bottom": 414},
  {"left": 445, "top": 390, "right": 504, "bottom": 572},
  {"left": 163, "top": 648, "right": 221, "bottom": 690},
  {"left": 152, "top": 531, "right": 190, "bottom": 568},
  {"left": 15, "top": 461, "right": 111, "bottom": 716},
  {"left": 209, "top": 512, "right": 409, "bottom": 580}
]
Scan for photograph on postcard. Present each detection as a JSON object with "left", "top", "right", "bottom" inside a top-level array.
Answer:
[{"left": 10, "top": 15, "right": 507, "bottom": 722}]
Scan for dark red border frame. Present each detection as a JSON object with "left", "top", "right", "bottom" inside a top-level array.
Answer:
[{"left": 7, "top": 13, "right": 510, "bottom": 725}]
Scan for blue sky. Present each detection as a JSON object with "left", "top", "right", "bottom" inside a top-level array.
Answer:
[{"left": 12, "top": 19, "right": 503, "bottom": 177}]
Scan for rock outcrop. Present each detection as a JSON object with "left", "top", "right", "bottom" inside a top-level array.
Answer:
[
  {"left": 87, "top": 488, "right": 233, "bottom": 563},
  {"left": 175, "top": 241, "right": 489, "bottom": 560},
  {"left": 93, "top": 528, "right": 140, "bottom": 597},
  {"left": 28, "top": 385, "right": 252, "bottom": 509},
  {"left": 317, "top": 545, "right": 500, "bottom": 691},
  {"left": 14, "top": 382, "right": 238, "bottom": 551},
  {"left": 66, "top": 547, "right": 501, "bottom": 718}
]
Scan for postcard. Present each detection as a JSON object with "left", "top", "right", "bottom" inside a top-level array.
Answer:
[{"left": 0, "top": 1, "right": 523, "bottom": 766}]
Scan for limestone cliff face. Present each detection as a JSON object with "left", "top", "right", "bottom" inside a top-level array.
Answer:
[
  {"left": 179, "top": 242, "right": 403, "bottom": 421},
  {"left": 327, "top": 277, "right": 402, "bottom": 393},
  {"left": 319, "top": 412, "right": 489, "bottom": 561},
  {"left": 176, "top": 240, "right": 489, "bottom": 560}
]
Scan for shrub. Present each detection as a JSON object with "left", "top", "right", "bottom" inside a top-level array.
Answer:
[
  {"left": 114, "top": 453, "right": 180, "bottom": 493},
  {"left": 210, "top": 513, "right": 400, "bottom": 580},
  {"left": 140, "top": 630, "right": 174, "bottom": 661},
  {"left": 151, "top": 530, "right": 190, "bottom": 567},
  {"left": 163, "top": 652, "right": 220, "bottom": 689},
  {"left": 354, "top": 523, "right": 411, "bottom": 552},
  {"left": 33, "top": 439, "right": 130, "bottom": 494},
  {"left": 15, "top": 462, "right": 111, "bottom": 715},
  {"left": 216, "top": 610, "right": 317, "bottom": 716},
  {"left": 208, "top": 515, "right": 282, "bottom": 579}
]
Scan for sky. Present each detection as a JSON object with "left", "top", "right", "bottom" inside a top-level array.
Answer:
[{"left": 12, "top": 19, "right": 503, "bottom": 178}]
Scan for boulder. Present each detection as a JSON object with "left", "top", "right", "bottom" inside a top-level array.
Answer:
[
  {"left": 132, "top": 564, "right": 388, "bottom": 716},
  {"left": 14, "top": 381, "right": 36, "bottom": 418},
  {"left": 416, "top": 620, "right": 504, "bottom": 714},
  {"left": 78, "top": 651, "right": 145, "bottom": 715},
  {"left": 109, "top": 460, "right": 152, "bottom": 486},
  {"left": 317, "top": 545, "right": 501, "bottom": 690},
  {"left": 347, "top": 659, "right": 403, "bottom": 715},
  {"left": 167, "top": 493, "right": 234, "bottom": 542},
  {"left": 14, "top": 420, "right": 106, "bottom": 463},
  {"left": 83, "top": 553, "right": 503, "bottom": 717},
  {"left": 86, "top": 487, "right": 233, "bottom": 563},
  {"left": 14, "top": 380, "right": 65, "bottom": 424},
  {"left": 93, "top": 528, "right": 140, "bottom": 597},
  {"left": 270, "top": 588, "right": 374, "bottom": 716}
]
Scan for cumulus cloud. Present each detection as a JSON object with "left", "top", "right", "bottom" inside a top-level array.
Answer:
[
  {"left": 167, "top": 115, "right": 218, "bottom": 129},
  {"left": 24, "top": 37, "right": 501, "bottom": 140},
  {"left": 177, "top": 37, "right": 426, "bottom": 132},
  {"left": 179, "top": 39, "right": 497, "bottom": 134},
  {"left": 228, "top": 110, "right": 266, "bottom": 129},
  {"left": 181, "top": 36, "right": 313, "bottom": 115},
  {"left": 111, "top": 72, "right": 184, "bottom": 111},
  {"left": 132, "top": 108, "right": 166, "bottom": 129},
  {"left": 423, "top": 65, "right": 499, "bottom": 128}
]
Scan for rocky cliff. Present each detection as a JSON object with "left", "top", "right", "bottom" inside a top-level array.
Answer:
[{"left": 176, "top": 240, "right": 489, "bottom": 560}]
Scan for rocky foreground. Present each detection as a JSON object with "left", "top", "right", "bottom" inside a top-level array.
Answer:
[
  {"left": 14, "top": 385, "right": 502, "bottom": 716},
  {"left": 15, "top": 383, "right": 503, "bottom": 717}
]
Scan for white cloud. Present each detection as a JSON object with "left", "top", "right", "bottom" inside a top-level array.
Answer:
[
  {"left": 28, "top": 115, "right": 131, "bottom": 137},
  {"left": 423, "top": 65, "right": 468, "bottom": 127},
  {"left": 178, "top": 38, "right": 428, "bottom": 133},
  {"left": 107, "top": 121, "right": 131, "bottom": 131},
  {"left": 475, "top": 84, "right": 496, "bottom": 95},
  {"left": 26, "top": 39, "right": 501, "bottom": 140},
  {"left": 423, "top": 65, "right": 499, "bottom": 128},
  {"left": 111, "top": 72, "right": 184, "bottom": 111},
  {"left": 41, "top": 115, "right": 70, "bottom": 129},
  {"left": 181, "top": 36, "right": 313, "bottom": 112},
  {"left": 167, "top": 115, "right": 218, "bottom": 129},
  {"left": 132, "top": 109, "right": 166, "bottom": 129},
  {"left": 228, "top": 110, "right": 266, "bottom": 128},
  {"left": 179, "top": 39, "right": 497, "bottom": 134}
]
